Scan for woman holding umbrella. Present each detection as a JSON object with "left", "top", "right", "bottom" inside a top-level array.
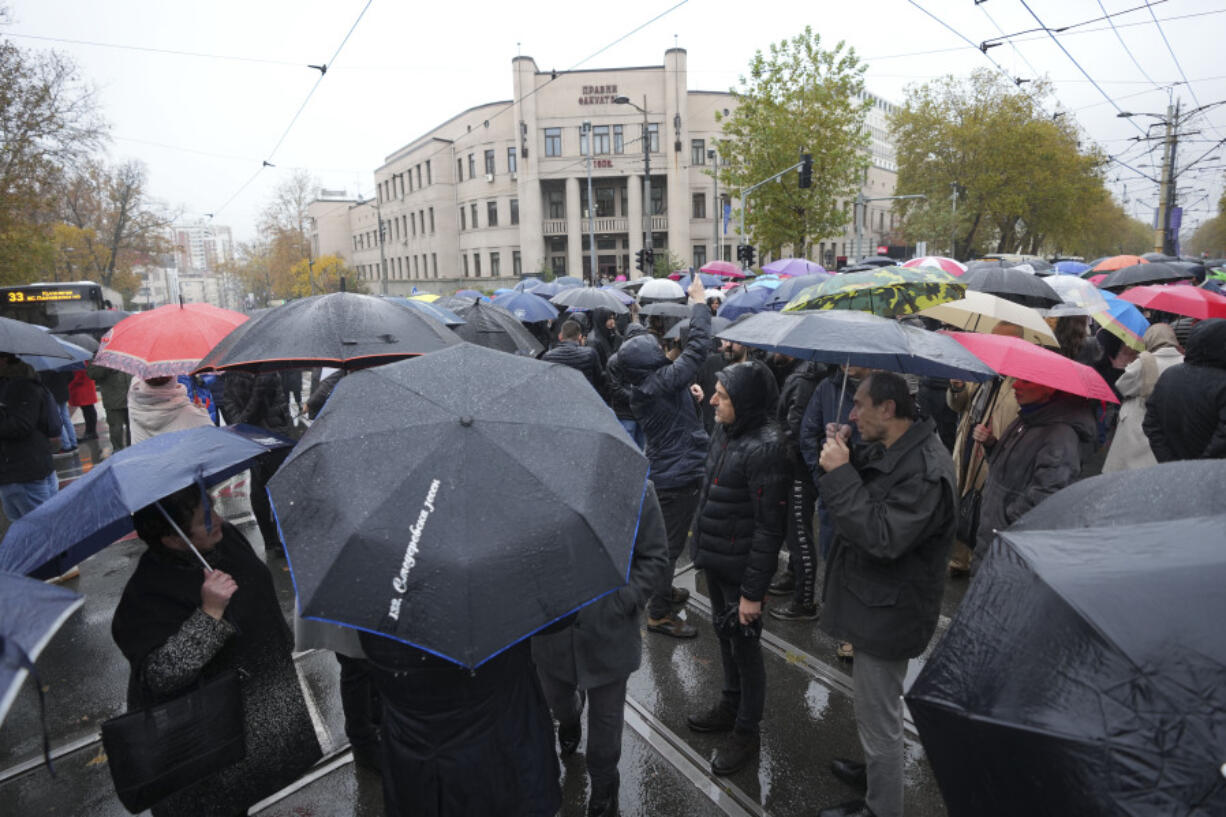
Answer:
[{"left": 112, "top": 483, "right": 321, "bottom": 817}]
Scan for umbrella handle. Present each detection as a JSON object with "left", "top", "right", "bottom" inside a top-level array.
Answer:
[
  {"left": 833, "top": 354, "right": 851, "bottom": 432},
  {"left": 155, "top": 502, "right": 214, "bottom": 572}
]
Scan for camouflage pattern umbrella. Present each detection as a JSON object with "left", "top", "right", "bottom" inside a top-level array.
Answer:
[{"left": 783, "top": 265, "right": 965, "bottom": 318}]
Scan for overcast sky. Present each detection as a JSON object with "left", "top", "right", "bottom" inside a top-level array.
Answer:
[{"left": 7, "top": 0, "right": 1224, "bottom": 244}]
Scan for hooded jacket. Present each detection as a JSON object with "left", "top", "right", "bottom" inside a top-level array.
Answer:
[
  {"left": 818, "top": 417, "right": 955, "bottom": 660},
  {"left": 128, "top": 378, "right": 213, "bottom": 445},
  {"left": 621, "top": 303, "right": 711, "bottom": 490},
  {"left": 776, "top": 359, "right": 826, "bottom": 475},
  {"left": 976, "top": 394, "right": 1096, "bottom": 549},
  {"left": 586, "top": 306, "right": 621, "bottom": 370},
  {"left": 0, "top": 359, "right": 54, "bottom": 484},
  {"left": 1143, "top": 318, "right": 1226, "bottom": 462},
  {"left": 606, "top": 323, "right": 648, "bottom": 420},
  {"left": 220, "top": 371, "right": 291, "bottom": 433},
  {"left": 691, "top": 360, "right": 790, "bottom": 601},
  {"left": 540, "top": 340, "right": 605, "bottom": 396}
]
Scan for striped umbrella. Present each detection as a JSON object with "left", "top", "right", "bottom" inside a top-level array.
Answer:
[{"left": 903, "top": 256, "right": 968, "bottom": 277}]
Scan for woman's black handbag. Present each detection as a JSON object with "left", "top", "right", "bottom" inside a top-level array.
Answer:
[
  {"left": 101, "top": 670, "right": 245, "bottom": 814},
  {"left": 955, "top": 488, "right": 983, "bottom": 547}
]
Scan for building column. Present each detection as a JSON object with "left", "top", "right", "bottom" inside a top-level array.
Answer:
[
  {"left": 565, "top": 176, "right": 582, "bottom": 278},
  {"left": 518, "top": 178, "right": 543, "bottom": 274},
  {"left": 627, "top": 175, "right": 644, "bottom": 278}
]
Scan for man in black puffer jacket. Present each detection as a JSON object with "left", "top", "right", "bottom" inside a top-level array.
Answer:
[
  {"left": 686, "top": 359, "right": 789, "bottom": 777},
  {"left": 542, "top": 320, "right": 605, "bottom": 397},
  {"left": 1143, "top": 318, "right": 1226, "bottom": 461},
  {"left": 619, "top": 276, "right": 710, "bottom": 638},
  {"left": 606, "top": 323, "right": 649, "bottom": 449}
]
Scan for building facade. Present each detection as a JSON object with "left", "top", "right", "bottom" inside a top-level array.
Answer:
[{"left": 311, "top": 49, "right": 898, "bottom": 294}]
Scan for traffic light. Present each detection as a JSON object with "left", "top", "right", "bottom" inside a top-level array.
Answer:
[
  {"left": 736, "top": 244, "right": 747, "bottom": 263},
  {"left": 744, "top": 245, "right": 756, "bottom": 267},
  {"left": 799, "top": 152, "right": 813, "bottom": 189},
  {"left": 635, "top": 248, "right": 654, "bottom": 274}
]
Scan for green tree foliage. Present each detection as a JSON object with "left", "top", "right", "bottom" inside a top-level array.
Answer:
[
  {"left": 891, "top": 70, "right": 1136, "bottom": 259},
  {"left": 229, "top": 170, "right": 318, "bottom": 305},
  {"left": 1185, "top": 188, "right": 1226, "bottom": 258},
  {"left": 717, "top": 27, "right": 870, "bottom": 256},
  {"left": 287, "top": 254, "right": 361, "bottom": 297}
]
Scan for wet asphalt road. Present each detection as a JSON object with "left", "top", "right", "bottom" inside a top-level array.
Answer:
[{"left": 0, "top": 412, "right": 964, "bottom": 816}]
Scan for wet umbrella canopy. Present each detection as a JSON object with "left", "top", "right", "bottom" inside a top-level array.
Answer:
[
  {"left": 0, "top": 317, "right": 75, "bottom": 359},
  {"left": 907, "top": 461, "right": 1226, "bottom": 817},
  {"left": 268, "top": 344, "right": 650, "bottom": 669},
  {"left": 961, "top": 266, "right": 1061, "bottom": 309},
  {"left": 194, "top": 292, "right": 461, "bottom": 373},
  {"left": 0, "top": 573, "right": 83, "bottom": 729},
  {"left": 448, "top": 300, "right": 543, "bottom": 357},
  {"left": 784, "top": 266, "right": 965, "bottom": 317}
]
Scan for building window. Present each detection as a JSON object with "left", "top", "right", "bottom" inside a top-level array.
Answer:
[
  {"left": 456, "top": 158, "right": 463, "bottom": 181},
  {"left": 425, "top": 161, "right": 431, "bottom": 185},
  {"left": 650, "top": 186, "right": 665, "bottom": 215},
  {"left": 471, "top": 203, "right": 479, "bottom": 229},
  {"left": 510, "top": 198, "right": 519, "bottom": 225},
  {"left": 547, "top": 189, "right": 565, "bottom": 219},
  {"left": 490, "top": 251, "right": 500, "bottom": 277},
  {"left": 468, "top": 153, "right": 476, "bottom": 180},
  {"left": 460, "top": 207, "right": 466, "bottom": 230},
  {"left": 462, "top": 254, "right": 469, "bottom": 277},
  {"left": 593, "top": 125, "right": 610, "bottom": 154},
  {"left": 647, "top": 123, "right": 659, "bottom": 153},
  {"left": 513, "top": 251, "right": 522, "bottom": 276},
  {"left": 692, "top": 140, "right": 705, "bottom": 165},
  {"left": 507, "top": 147, "right": 517, "bottom": 174},
  {"left": 693, "top": 245, "right": 707, "bottom": 268},
  {"left": 413, "top": 256, "right": 419, "bottom": 277},
  {"left": 692, "top": 193, "right": 706, "bottom": 219},
  {"left": 544, "top": 127, "right": 561, "bottom": 157},
  {"left": 410, "top": 212, "right": 416, "bottom": 236},
  {"left": 428, "top": 208, "right": 434, "bottom": 232},
  {"left": 551, "top": 256, "right": 566, "bottom": 276},
  {"left": 473, "top": 253, "right": 481, "bottom": 277},
  {"left": 596, "top": 188, "right": 615, "bottom": 218},
  {"left": 484, "top": 150, "right": 495, "bottom": 176},
  {"left": 613, "top": 124, "right": 624, "bottom": 154},
  {"left": 432, "top": 253, "right": 437, "bottom": 277},
  {"left": 487, "top": 200, "right": 498, "bottom": 227}
]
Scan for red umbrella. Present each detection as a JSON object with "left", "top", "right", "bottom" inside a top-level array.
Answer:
[
  {"left": 94, "top": 303, "right": 249, "bottom": 378},
  {"left": 700, "top": 260, "right": 748, "bottom": 279},
  {"left": 1091, "top": 254, "right": 1148, "bottom": 272},
  {"left": 1119, "top": 285, "right": 1226, "bottom": 320},
  {"left": 945, "top": 332, "right": 1119, "bottom": 403}
]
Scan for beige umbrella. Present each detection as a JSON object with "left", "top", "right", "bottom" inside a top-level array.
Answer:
[{"left": 919, "top": 289, "right": 1059, "bottom": 347}]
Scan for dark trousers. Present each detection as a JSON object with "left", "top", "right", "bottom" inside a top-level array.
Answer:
[
  {"left": 80, "top": 404, "right": 97, "bottom": 436},
  {"left": 106, "top": 407, "right": 128, "bottom": 453},
  {"left": 785, "top": 478, "right": 818, "bottom": 607},
  {"left": 646, "top": 479, "right": 703, "bottom": 619},
  {"left": 337, "top": 653, "right": 381, "bottom": 749},
  {"left": 249, "top": 447, "right": 292, "bottom": 553},
  {"left": 537, "top": 672, "right": 627, "bottom": 795},
  {"left": 707, "top": 574, "right": 766, "bottom": 733},
  {"left": 817, "top": 500, "right": 835, "bottom": 561}
]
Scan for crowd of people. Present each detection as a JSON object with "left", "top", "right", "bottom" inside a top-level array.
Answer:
[{"left": 4, "top": 266, "right": 1225, "bottom": 817}]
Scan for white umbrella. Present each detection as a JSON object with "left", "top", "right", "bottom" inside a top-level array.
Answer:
[
  {"left": 637, "top": 278, "right": 685, "bottom": 303},
  {"left": 918, "top": 290, "right": 1059, "bottom": 348},
  {"left": 1045, "top": 276, "right": 1110, "bottom": 316}
]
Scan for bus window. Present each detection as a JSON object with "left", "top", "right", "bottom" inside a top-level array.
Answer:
[{"left": 0, "top": 282, "right": 106, "bottom": 329}]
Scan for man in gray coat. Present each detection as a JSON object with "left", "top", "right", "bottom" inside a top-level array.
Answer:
[
  {"left": 816, "top": 372, "right": 956, "bottom": 817},
  {"left": 532, "top": 482, "right": 669, "bottom": 817}
]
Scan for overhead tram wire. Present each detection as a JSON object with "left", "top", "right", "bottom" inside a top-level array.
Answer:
[
  {"left": 210, "top": 0, "right": 373, "bottom": 217},
  {"left": 1096, "top": 0, "right": 1162, "bottom": 90},
  {"left": 978, "top": 0, "right": 1168, "bottom": 49},
  {"left": 976, "top": 1, "right": 1044, "bottom": 84},
  {"left": 1146, "top": 1, "right": 1226, "bottom": 142},
  {"left": 2, "top": 31, "right": 304, "bottom": 66}
]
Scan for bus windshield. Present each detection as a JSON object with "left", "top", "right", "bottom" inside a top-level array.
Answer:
[{"left": 0, "top": 282, "right": 106, "bottom": 329}]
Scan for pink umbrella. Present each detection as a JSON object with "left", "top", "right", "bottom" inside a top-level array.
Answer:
[
  {"left": 1089, "top": 273, "right": 1109, "bottom": 287},
  {"left": 701, "top": 260, "right": 748, "bottom": 279},
  {"left": 945, "top": 332, "right": 1119, "bottom": 403},
  {"left": 904, "top": 256, "right": 968, "bottom": 277},
  {"left": 614, "top": 274, "right": 627, "bottom": 282},
  {"left": 1119, "top": 285, "right": 1226, "bottom": 320}
]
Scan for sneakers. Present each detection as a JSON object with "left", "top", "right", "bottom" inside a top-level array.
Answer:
[
  {"left": 668, "top": 586, "right": 690, "bottom": 607},
  {"left": 836, "top": 641, "right": 855, "bottom": 661},
  {"left": 711, "top": 727, "right": 759, "bottom": 776},
  {"left": 768, "top": 600, "right": 819, "bottom": 621},
  {"left": 646, "top": 613, "right": 697, "bottom": 639},
  {"left": 767, "top": 572, "right": 796, "bottom": 594},
  {"left": 686, "top": 703, "right": 737, "bottom": 733}
]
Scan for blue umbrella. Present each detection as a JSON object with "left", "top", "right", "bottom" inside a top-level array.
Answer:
[
  {"left": 491, "top": 292, "right": 558, "bottom": 323},
  {"left": 19, "top": 332, "right": 92, "bottom": 372},
  {"left": 454, "top": 289, "right": 490, "bottom": 301},
  {"left": 513, "top": 278, "right": 544, "bottom": 292},
  {"left": 1054, "top": 260, "right": 1091, "bottom": 276},
  {"left": 765, "top": 272, "right": 834, "bottom": 310},
  {"left": 0, "top": 425, "right": 292, "bottom": 578},
  {"left": 384, "top": 296, "right": 466, "bottom": 327},
  {"left": 599, "top": 285, "right": 636, "bottom": 305},
  {"left": 1095, "top": 290, "right": 1150, "bottom": 351},
  {"left": 0, "top": 572, "right": 83, "bottom": 731},
  {"left": 493, "top": 288, "right": 514, "bottom": 296},
  {"left": 762, "top": 258, "right": 827, "bottom": 277},
  {"left": 746, "top": 274, "right": 783, "bottom": 290},
  {"left": 717, "top": 286, "right": 772, "bottom": 320},
  {"left": 554, "top": 276, "right": 584, "bottom": 289},
  {"left": 674, "top": 272, "right": 724, "bottom": 290},
  {"left": 531, "top": 280, "right": 569, "bottom": 298}
]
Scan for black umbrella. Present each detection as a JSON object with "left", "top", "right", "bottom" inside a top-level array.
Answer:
[
  {"left": 663, "top": 316, "right": 731, "bottom": 340},
  {"left": 0, "top": 317, "right": 73, "bottom": 359},
  {"left": 1141, "top": 251, "right": 1177, "bottom": 262},
  {"left": 54, "top": 332, "right": 99, "bottom": 354},
  {"left": 962, "top": 266, "right": 1061, "bottom": 309},
  {"left": 194, "top": 292, "right": 461, "bottom": 373},
  {"left": 906, "top": 461, "right": 1226, "bottom": 817},
  {"left": 49, "top": 309, "right": 130, "bottom": 336},
  {"left": 550, "top": 286, "right": 630, "bottom": 314},
  {"left": 1097, "top": 262, "right": 1194, "bottom": 292},
  {"left": 637, "top": 301, "right": 692, "bottom": 318},
  {"left": 449, "top": 300, "right": 543, "bottom": 357},
  {"left": 268, "top": 343, "right": 650, "bottom": 669}
]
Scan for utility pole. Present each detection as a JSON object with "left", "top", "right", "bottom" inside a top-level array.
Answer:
[
  {"left": 854, "top": 192, "right": 866, "bottom": 262},
  {"left": 642, "top": 94, "right": 652, "bottom": 273},
  {"left": 950, "top": 182, "right": 959, "bottom": 260},
  {"left": 1154, "top": 101, "right": 1176, "bottom": 254},
  {"left": 709, "top": 148, "right": 719, "bottom": 266}
]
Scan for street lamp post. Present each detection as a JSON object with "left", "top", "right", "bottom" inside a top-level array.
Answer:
[
  {"left": 708, "top": 147, "right": 719, "bottom": 266},
  {"left": 355, "top": 193, "right": 389, "bottom": 295},
  {"left": 614, "top": 96, "right": 652, "bottom": 275},
  {"left": 582, "top": 120, "right": 596, "bottom": 286}
]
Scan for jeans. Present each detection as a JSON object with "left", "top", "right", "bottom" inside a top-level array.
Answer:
[
  {"left": 785, "top": 478, "right": 818, "bottom": 607},
  {"left": 537, "top": 672, "right": 627, "bottom": 795},
  {"left": 707, "top": 574, "right": 766, "bottom": 733},
  {"left": 645, "top": 479, "right": 703, "bottom": 619},
  {"left": 0, "top": 471, "right": 59, "bottom": 521},
  {"left": 57, "top": 402, "right": 77, "bottom": 449},
  {"left": 618, "top": 418, "right": 646, "bottom": 451},
  {"left": 817, "top": 500, "right": 835, "bottom": 561},
  {"left": 853, "top": 651, "right": 909, "bottom": 817}
]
